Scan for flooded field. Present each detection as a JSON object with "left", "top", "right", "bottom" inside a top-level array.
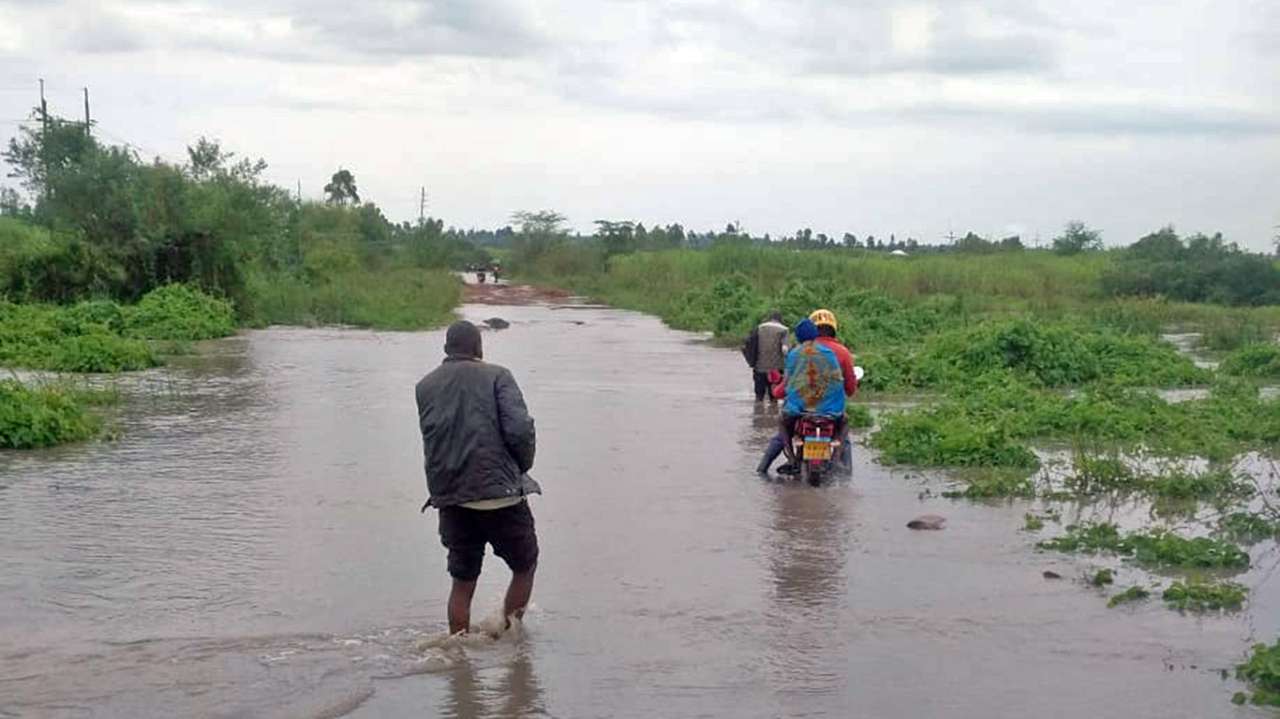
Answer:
[{"left": 2, "top": 301, "right": 1278, "bottom": 718}]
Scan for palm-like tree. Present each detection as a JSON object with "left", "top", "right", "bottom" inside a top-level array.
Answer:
[{"left": 323, "top": 169, "right": 359, "bottom": 205}]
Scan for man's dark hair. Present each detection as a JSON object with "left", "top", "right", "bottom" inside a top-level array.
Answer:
[
  {"left": 444, "top": 320, "right": 483, "bottom": 359},
  {"left": 817, "top": 325, "right": 837, "bottom": 338},
  {"left": 768, "top": 310, "right": 782, "bottom": 322}
]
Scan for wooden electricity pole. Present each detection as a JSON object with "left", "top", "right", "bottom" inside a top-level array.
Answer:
[{"left": 83, "top": 87, "right": 91, "bottom": 137}]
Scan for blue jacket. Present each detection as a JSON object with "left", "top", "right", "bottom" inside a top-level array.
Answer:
[{"left": 783, "top": 340, "right": 846, "bottom": 417}]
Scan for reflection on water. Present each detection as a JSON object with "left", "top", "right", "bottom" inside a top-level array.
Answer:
[
  {"left": 2, "top": 303, "right": 1277, "bottom": 718},
  {"left": 762, "top": 484, "right": 852, "bottom": 697}
]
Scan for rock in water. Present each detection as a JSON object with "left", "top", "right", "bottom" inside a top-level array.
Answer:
[
  {"left": 906, "top": 514, "right": 946, "bottom": 530},
  {"left": 1042, "top": 570, "right": 1063, "bottom": 580},
  {"left": 483, "top": 318, "right": 510, "bottom": 329}
]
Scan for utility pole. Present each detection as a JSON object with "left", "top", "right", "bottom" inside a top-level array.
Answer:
[
  {"left": 82, "top": 87, "right": 91, "bottom": 137},
  {"left": 419, "top": 186, "right": 427, "bottom": 225},
  {"left": 296, "top": 179, "right": 302, "bottom": 204}
]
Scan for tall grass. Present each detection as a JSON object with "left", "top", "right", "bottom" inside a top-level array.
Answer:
[
  {"left": 244, "top": 268, "right": 459, "bottom": 330},
  {"left": 521, "top": 245, "right": 1280, "bottom": 341}
]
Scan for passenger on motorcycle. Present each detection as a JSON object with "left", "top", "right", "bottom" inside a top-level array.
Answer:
[{"left": 781, "top": 316, "right": 846, "bottom": 449}]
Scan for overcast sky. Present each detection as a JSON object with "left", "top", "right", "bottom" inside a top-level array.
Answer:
[{"left": 1, "top": 0, "right": 1277, "bottom": 247}]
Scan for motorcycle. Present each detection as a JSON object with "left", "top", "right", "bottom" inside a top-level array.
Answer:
[{"left": 789, "top": 414, "right": 849, "bottom": 485}]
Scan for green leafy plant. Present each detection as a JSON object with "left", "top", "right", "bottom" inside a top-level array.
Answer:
[
  {"left": 0, "top": 379, "right": 101, "bottom": 448},
  {"left": 1235, "top": 639, "right": 1280, "bottom": 706},
  {"left": 1162, "top": 580, "right": 1246, "bottom": 612}
]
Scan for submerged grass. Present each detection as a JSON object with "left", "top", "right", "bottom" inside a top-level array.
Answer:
[
  {"left": 1107, "top": 586, "right": 1151, "bottom": 607},
  {"left": 1037, "top": 522, "right": 1250, "bottom": 570},
  {"left": 1162, "top": 580, "right": 1247, "bottom": 612}
]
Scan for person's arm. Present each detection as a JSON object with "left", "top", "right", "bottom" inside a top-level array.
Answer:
[
  {"left": 495, "top": 369, "right": 536, "bottom": 473},
  {"left": 840, "top": 348, "right": 857, "bottom": 396}
]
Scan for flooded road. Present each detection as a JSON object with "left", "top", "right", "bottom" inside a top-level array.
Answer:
[{"left": 2, "top": 301, "right": 1278, "bottom": 718}]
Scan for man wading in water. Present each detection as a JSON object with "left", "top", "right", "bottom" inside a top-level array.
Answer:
[{"left": 416, "top": 320, "right": 540, "bottom": 635}]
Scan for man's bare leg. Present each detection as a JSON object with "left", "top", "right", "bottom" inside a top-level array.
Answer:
[
  {"left": 504, "top": 566, "right": 536, "bottom": 625},
  {"left": 449, "top": 578, "right": 478, "bottom": 635}
]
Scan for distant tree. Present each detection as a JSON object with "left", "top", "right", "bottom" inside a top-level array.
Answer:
[
  {"left": 725, "top": 222, "right": 738, "bottom": 235},
  {"left": 0, "top": 186, "right": 27, "bottom": 216},
  {"left": 594, "top": 219, "right": 637, "bottom": 256},
  {"left": 842, "top": 232, "right": 857, "bottom": 248},
  {"left": 999, "top": 235, "right": 1024, "bottom": 251},
  {"left": 510, "top": 209, "right": 569, "bottom": 264},
  {"left": 955, "top": 232, "right": 995, "bottom": 253},
  {"left": 1127, "top": 225, "right": 1183, "bottom": 261},
  {"left": 1052, "top": 221, "right": 1103, "bottom": 255},
  {"left": 324, "top": 169, "right": 359, "bottom": 205}
]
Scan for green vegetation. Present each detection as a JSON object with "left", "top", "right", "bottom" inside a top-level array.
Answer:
[
  {"left": 1024, "top": 513, "right": 1046, "bottom": 531},
  {"left": 1161, "top": 580, "right": 1247, "bottom": 612},
  {"left": 1217, "top": 513, "right": 1280, "bottom": 544},
  {"left": 1101, "top": 227, "right": 1280, "bottom": 307},
  {"left": 1037, "top": 523, "right": 1250, "bottom": 570},
  {"left": 0, "top": 284, "right": 239, "bottom": 373},
  {"left": 0, "top": 380, "right": 109, "bottom": 448},
  {"left": 874, "top": 378, "right": 1280, "bottom": 470},
  {"left": 1236, "top": 640, "right": 1280, "bottom": 707},
  {"left": 1202, "top": 316, "right": 1266, "bottom": 351},
  {"left": 1, "top": 117, "right": 475, "bottom": 331},
  {"left": 1219, "top": 343, "right": 1280, "bottom": 378},
  {"left": 125, "top": 284, "right": 236, "bottom": 340},
  {"left": 1088, "top": 568, "right": 1115, "bottom": 586},
  {"left": 1107, "top": 586, "right": 1151, "bottom": 607}
]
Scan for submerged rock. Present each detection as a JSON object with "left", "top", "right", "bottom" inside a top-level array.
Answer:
[
  {"left": 906, "top": 514, "right": 946, "bottom": 530},
  {"left": 1042, "top": 570, "right": 1063, "bottom": 580},
  {"left": 483, "top": 317, "right": 510, "bottom": 329}
]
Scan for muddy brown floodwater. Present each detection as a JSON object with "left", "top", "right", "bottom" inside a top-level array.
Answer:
[{"left": 2, "top": 298, "right": 1278, "bottom": 718}]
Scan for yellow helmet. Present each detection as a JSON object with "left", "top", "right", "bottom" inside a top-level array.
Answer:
[{"left": 809, "top": 308, "right": 838, "bottom": 331}]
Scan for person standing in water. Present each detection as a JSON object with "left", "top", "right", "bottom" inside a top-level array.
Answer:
[
  {"left": 416, "top": 320, "right": 540, "bottom": 635},
  {"left": 749, "top": 310, "right": 788, "bottom": 402}
]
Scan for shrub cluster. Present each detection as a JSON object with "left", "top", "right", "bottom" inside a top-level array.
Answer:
[
  {"left": 0, "top": 380, "right": 100, "bottom": 448},
  {"left": 0, "top": 284, "right": 234, "bottom": 373}
]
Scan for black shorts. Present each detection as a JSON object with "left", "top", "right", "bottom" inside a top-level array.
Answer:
[{"left": 438, "top": 500, "right": 539, "bottom": 581}]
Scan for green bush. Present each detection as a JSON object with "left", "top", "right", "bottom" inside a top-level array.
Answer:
[
  {"left": 0, "top": 379, "right": 100, "bottom": 448},
  {"left": 1219, "top": 344, "right": 1280, "bottom": 378},
  {"left": 0, "top": 301, "right": 158, "bottom": 372},
  {"left": 1236, "top": 640, "right": 1280, "bottom": 706},
  {"left": 124, "top": 284, "right": 236, "bottom": 340}
]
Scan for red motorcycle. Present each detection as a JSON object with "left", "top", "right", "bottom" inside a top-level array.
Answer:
[{"left": 789, "top": 414, "right": 850, "bottom": 485}]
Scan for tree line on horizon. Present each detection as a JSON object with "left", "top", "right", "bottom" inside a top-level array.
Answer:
[{"left": 3, "top": 109, "right": 1278, "bottom": 308}]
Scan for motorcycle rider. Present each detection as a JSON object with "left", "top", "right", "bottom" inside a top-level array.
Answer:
[
  {"left": 810, "top": 308, "right": 858, "bottom": 466},
  {"left": 809, "top": 309, "right": 857, "bottom": 397}
]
